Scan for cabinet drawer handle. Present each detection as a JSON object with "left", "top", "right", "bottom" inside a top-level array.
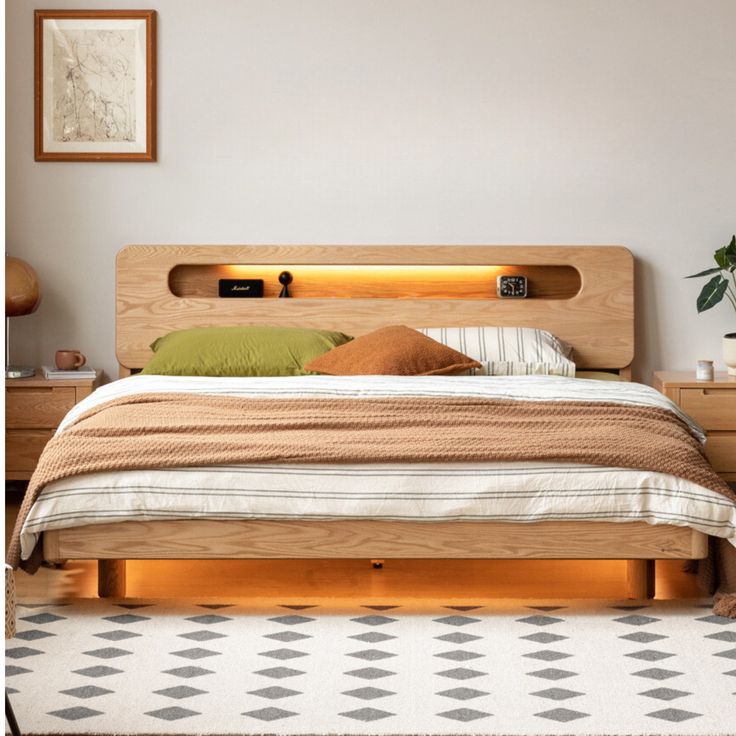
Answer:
[{"left": 6, "top": 387, "right": 55, "bottom": 393}]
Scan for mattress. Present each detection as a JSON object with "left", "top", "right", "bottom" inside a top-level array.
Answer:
[{"left": 19, "top": 374, "right": 736, "bottom": 559}]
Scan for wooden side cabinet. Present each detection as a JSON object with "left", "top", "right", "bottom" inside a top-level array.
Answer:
[
  {"left": 653, "top": 371, "right": 736, "bottom": 483},
  {"left": 5, "top": 370, "right": 102, "bottom": 480}
]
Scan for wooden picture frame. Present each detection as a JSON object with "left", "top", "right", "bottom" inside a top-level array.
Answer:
[{"left": 34, "top": 9, "right": 157, "bottom": 162}]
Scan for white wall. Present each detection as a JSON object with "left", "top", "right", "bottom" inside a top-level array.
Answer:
[{"left": 6, "top": 0, "right": 735, "bottom": 382}]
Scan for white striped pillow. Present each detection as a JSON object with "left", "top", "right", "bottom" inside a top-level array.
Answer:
[{"left": 416, "top": 327, "right": 575, "bottom": 377}]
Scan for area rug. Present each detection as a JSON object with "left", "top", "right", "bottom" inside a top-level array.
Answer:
[{"left": 5, "top": 598, "right": 736, "bottom": 736}]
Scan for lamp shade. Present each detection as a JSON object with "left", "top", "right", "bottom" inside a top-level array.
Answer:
[{"left": 5, "top": 256, "right": 40, "bottom": 317}]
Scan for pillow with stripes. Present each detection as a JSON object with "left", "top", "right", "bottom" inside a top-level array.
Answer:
[{"left": 416, "top": 327, "right": 575, "bottom": 377}]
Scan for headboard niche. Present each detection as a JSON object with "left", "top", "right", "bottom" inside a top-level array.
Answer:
[{"left": 116, "top": 245, "right": 634, "bottom": 374}]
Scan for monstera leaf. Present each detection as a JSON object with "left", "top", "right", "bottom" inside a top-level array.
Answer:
[
  {"left": 686, "top": 267, "right": 722, "bottom": 278},
  {"left": 715, "top": 235, "right": 736, "bottom": 269},
  {"left": 688, "top": 235, "right": 736, "bottom": 315},
  {"left": 696, "top": 275, "right": 729, "bottom": 313}
]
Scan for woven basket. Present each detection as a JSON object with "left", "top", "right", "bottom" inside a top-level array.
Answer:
[{"left": 5, "top": 564, "right": 17, "bottom": 639}]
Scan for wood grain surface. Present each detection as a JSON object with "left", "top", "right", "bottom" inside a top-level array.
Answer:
[
  {"left": 5, "top": 387, "right": 75, "bottom": 429},
  {"left": 116, "top": 245, "right": 634, "bottom": 370},
  {"left": 679, "top": 388, "right": 736, "bottom": 431},
  {"left": 704, "top": 435, "right": 736, "bottom": 475},
  {"left": 5, "top": 430, "right": 54, "bottom": 476},
  {"left": 44, "top": 519, "right": 706, "bottom": 562}
]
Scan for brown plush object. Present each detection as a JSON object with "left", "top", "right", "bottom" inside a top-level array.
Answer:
[
  {"left": 714, "top": 592, "right": 736, "bottom": 618},
  {"left": 304, "top": 325, "right": 481, "bottom": 376}
]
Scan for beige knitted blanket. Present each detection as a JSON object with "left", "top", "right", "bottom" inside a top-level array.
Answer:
[{"left": 8, "top": 392, "right": 735, "bottom": 570}]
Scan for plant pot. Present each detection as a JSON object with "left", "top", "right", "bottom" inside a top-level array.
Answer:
[{"left": 724, "top": 333, "right": 736, "bottom": 376}]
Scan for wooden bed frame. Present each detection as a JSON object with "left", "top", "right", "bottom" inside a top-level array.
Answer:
[{"left": 42, "top": 244, "right": 708, "bottom": 598}]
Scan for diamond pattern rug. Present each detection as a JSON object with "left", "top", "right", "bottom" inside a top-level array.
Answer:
[{"left": 5, "top": 598, "right": 736, "bottom": 735}]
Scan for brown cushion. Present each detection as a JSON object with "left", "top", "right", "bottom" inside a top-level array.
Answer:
[{"left": 304, "top": 325, "right": 481, "bottom": 376}]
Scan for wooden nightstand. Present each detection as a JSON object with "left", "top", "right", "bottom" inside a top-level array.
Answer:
[
  {"left": 5, "top": 370, "right": 102, "bottom": 480},
  {"left": 653, "top": 371, "right": 736, "bottom": 483}
]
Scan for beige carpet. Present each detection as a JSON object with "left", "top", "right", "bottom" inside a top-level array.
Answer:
[{"left": 5, "top": 598, "right": 736, "bottom": 735}]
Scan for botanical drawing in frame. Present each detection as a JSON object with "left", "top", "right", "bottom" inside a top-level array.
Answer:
[{"left": 34, "top": 10, "right": 156, "bottom": 162}]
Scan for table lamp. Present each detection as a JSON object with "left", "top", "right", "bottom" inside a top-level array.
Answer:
[{"left": 5, "top": 256, "right": 41, "bottom": 378}]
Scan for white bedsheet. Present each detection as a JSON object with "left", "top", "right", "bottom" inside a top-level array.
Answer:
[{"left": 20, "top": 374, "right": 736, "bottom": 559}]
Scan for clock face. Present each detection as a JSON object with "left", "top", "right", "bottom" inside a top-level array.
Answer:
[{"left": 496, "top": 275, "right": 528, "bottom": 298}]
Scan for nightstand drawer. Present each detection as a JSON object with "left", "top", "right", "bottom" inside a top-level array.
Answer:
[
  {"left": 680, "top": 389, "right": 736, "bottom": 430},
  {"left": 705, "top": 435, "right": 736, "bottom": 473},
  {"left": 5, "top": 430, "right": 54, "bottom": 472},
  {"left": 5, "top": 387, "right": 76, "bottom": 429}
]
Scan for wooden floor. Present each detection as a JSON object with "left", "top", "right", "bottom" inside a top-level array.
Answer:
[{"left": 5, "top": 491, "right": 702, "bottom": 604}]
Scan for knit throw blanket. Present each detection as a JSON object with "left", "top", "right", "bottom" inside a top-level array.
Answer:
[{"left": 8, "top": 392, "right": 736, "bottom": 570}]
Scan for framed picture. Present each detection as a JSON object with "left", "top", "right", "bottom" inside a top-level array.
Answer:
[{"left": 34, "top": 10, "right": 156, "bottom": 162}]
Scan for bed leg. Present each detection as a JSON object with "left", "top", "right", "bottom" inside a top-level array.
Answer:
[
  {"left": 98, "top": 560, "right": 126, "bottom": 598},
  {"left": 626, "top": 560, "right": 655, "bottom": 599}
]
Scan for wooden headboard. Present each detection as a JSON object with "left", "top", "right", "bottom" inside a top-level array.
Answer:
[{"left": 116, "top": 245, "right": 634, "bottom": 374}]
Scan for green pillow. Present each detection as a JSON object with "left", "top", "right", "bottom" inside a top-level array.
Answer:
[
  {"left": 141, "top": 326, "right": 353, "bottom": 377},
  {"left": 575, "top": 371, "right": 624, "bottom": 382}
]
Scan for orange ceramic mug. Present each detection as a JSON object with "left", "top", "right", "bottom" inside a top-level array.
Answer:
[{"left": 55, "top": 350, "right": 86, "bottom": 371}]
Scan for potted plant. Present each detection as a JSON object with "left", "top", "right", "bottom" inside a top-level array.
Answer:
[{"left": 686, "top": 235, "right": 736, "bottom": 375}]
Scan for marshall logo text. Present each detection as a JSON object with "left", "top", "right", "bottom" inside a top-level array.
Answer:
[{"left": 218, "top": 279, "right": 265, "bottom": 298}]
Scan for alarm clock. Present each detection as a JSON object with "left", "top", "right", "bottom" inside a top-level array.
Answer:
[{"left": 496, "top": 275, "right": 528, "bottom": 298}]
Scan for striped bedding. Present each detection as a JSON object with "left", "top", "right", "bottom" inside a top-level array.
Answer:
[
  {"left": 19, "top": 374, "right": 736, "bottom": 560},
  {"left": 417, "top": 326, "right": 575, "bottom": 376}
]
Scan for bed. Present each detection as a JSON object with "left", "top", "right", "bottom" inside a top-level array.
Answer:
[{"left": 13, "top": 244, "right": 734, "bottom": 599}]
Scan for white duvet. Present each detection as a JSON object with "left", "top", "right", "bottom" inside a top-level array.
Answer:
[{"left": 20, "top": 374, "right": 736, "bottom": 559}]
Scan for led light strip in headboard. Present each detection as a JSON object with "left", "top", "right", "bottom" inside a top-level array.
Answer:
[
  {"left": 168, "top": 264, "right": 581, "bottom": 300},
  {"left": 116, "top": 245, "right": 634, "bottom": 372}
]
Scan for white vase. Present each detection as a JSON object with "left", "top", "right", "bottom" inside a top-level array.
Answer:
[{"left": 724, "top": 333, "right": 736, "bottom": 376}]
